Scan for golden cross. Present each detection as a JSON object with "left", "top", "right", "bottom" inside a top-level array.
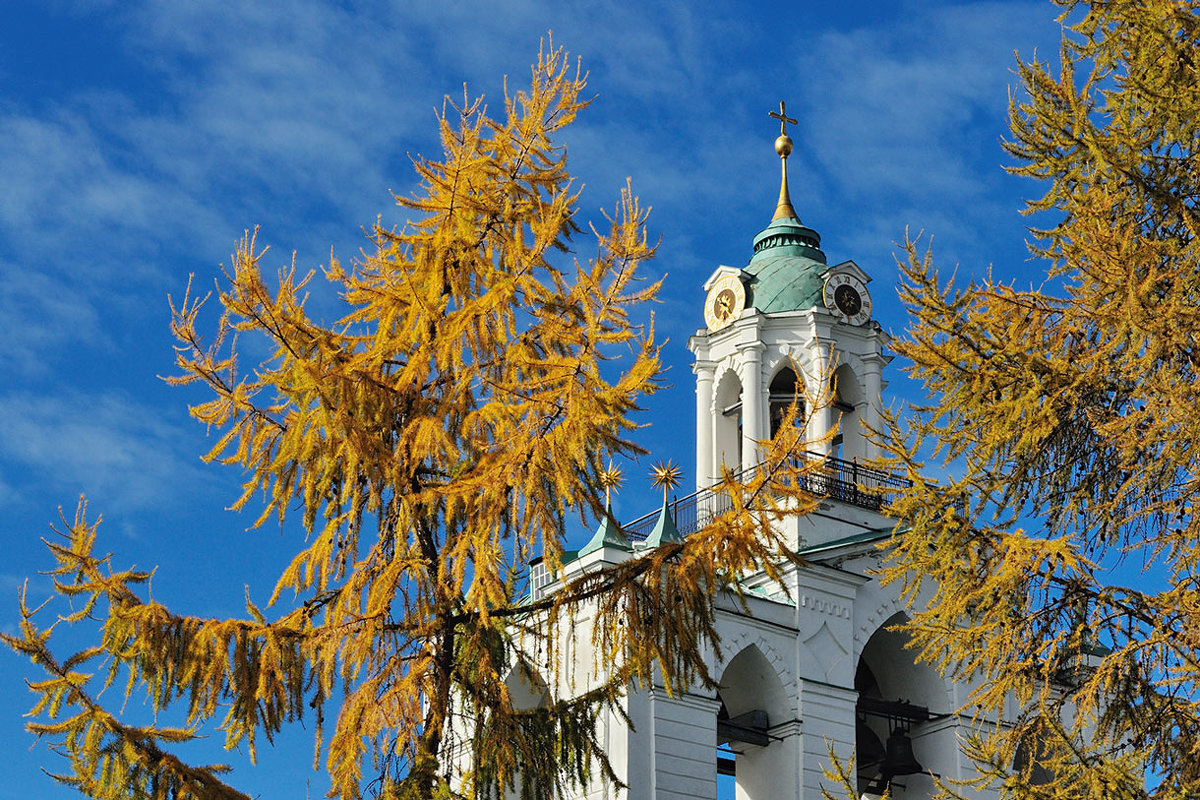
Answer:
[{"left": 769, "top": 100, "right": 797, "bottom": 137}]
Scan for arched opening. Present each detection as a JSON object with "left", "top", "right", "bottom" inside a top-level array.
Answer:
[
  {"left": 1012, "top": 727, "right": 1056, "bottom": 787},
  {"left": 714, "top": 369, "right": 743, "bottom": 474},
  {"left": 855, "top": 613, "right": 950, "bottom": 799},
  {"left": 829, "top": 364, "right": 865, "bottom": 463},
  {"left": 494, "top": 664, "right": 551, "bottom": 800},
  {"left": 768, "top": 365, "right": 806, "bottom": 442},
  {"left": 716, "top": 645, "right": 794, "bottom": 800}
]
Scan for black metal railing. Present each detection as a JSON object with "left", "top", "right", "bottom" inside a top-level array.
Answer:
[{"left": 623, "top": 452, "right": 912, "bottom": 542}]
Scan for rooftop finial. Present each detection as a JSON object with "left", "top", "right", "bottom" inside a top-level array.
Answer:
[
  {"left": 600, "top": 461, "right": 623, "bottom": 506},
  {"left": 767, "top": 100, "right": 799, "bottom": 221}
]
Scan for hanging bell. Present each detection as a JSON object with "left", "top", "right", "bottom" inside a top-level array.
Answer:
[
  {"left": 881, "top": 729, "right": 924, "bottom": 778},
  {"left": 855, "top": 721, "right": 885, "bottom": 769}
]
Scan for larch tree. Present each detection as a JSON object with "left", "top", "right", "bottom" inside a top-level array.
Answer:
[
  {"left": 876, "top": 1, "right": 1200, "bottom": 798},
  {"left": 4, "top": 46, "right": 817, "bottom": 800}
]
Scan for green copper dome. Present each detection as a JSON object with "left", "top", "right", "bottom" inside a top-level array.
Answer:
[
  {"left": 735, "top": 104, "right": 829, "bottom": 317},
  {"left": 744, "top": 215, "right": 827, "bottom": 315}
]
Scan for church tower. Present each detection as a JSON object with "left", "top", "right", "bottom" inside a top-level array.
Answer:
[
  {"left": 496, "top": 105, "right": 1005, "bottom": 800},
  {"left": 689, "top": 102, "right": 891, "bottom": 495}
]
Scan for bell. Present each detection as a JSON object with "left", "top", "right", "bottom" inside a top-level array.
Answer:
[
  {"left": 881, "top": 729, "right": 924, "bottom": 778},
  {"left": 855, "top": 723, "right": 885, "bottom": 769},
  {"left": 855, "top": 724, "right": 887, "bottom": 796}
]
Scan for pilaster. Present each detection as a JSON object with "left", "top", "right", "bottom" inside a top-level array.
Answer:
[
  {"left": 797, "top": 680, "right": 857, "bottom": 800},
  {"left": 738, "top": 341, "right": 766, "bottom": 474},
  {"left": 693, "top": 359, "right": 716, "bottom": 491}
]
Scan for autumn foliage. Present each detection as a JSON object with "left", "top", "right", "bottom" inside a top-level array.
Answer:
[
  {"left": 4, "top": 45, "right": 812, "bottom": 800},
  {"left": 880, "top": 1, "right": 1200, "bottom": 797}
]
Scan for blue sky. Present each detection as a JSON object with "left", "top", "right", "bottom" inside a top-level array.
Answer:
[{"left": 0, "top": 1, "right": 1062, "bottom": 797}]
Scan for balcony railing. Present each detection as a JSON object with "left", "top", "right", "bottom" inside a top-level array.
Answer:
[{"left": 623, "top": 453, "right": 912, "bottom": 542}]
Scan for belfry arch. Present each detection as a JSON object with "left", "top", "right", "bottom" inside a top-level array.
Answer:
[
  {"left": 830, "top": 363, "right": 866, "bottom": 462},
  {"left": 855, "top": 613, "right": 950, "bottom": 798},
  {"left": 716, "top": 645, "right": 796, "bottom": 800},
  {"left": 768, "top": 364, "right": 806, "bottom": 441},
  {"left": 714, "top": 367, "right": 743, "bottom": 473}
]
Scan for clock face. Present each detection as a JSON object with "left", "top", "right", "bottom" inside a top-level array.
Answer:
[
  {"left": 834, "top": 284, "right": 862, "bottom": 316},
  {"left": 822, "top": 273, "right": 872, "bottom": 326},
  {"left": 705, "top": 274, "right": 746, "bottom": 331}
]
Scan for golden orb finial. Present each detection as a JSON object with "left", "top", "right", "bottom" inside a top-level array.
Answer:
[{"left": 767, "top": 100, "right": 799, "bottom": 221}]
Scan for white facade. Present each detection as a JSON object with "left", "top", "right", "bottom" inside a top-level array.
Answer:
[
  {"left": 536, "top": 486, "right": 995, "bottom": 800},
  {"left": 479, "top": 133, "right": 1008, "bottom": 800}
]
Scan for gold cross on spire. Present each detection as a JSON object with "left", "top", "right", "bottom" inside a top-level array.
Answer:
[
  {"left": 769, "top": 100, "right": 797, "bottom": 138},
  {"left": 768, "top": 100, "right": 799, "bottom": 221}
]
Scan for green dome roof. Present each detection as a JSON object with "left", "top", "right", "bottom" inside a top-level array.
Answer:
[{"left": 744, "top": 216, "right": 827, "bottom": 315}]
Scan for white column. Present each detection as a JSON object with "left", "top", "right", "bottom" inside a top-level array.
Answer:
[
  {"left": 736, "top": 718, "right": 802, "bottom": 800},
  {"left": 646, "top": 690, "right": 720, "bottom": 800},
  {"left": 797, "top": 681, "right": 857, "bottom": 800},
  {"left": 694, "top": 360, "right": 716, "bottom": 492},
  {"left": 808, "top": 342, "right": 835, "bottom": 458},
  {"left": 740, "top": 343, "right": 765, "bottom": 474},
  {"left": 860, "top": 351, "right": 886, "bottom": 462}
]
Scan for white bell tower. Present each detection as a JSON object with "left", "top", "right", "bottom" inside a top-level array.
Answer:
[
  {"left": 689, "top": 104, "right": 891, "bottom": 493},
  {"left": 471, "top": 103, "right": 1008, "bottom": 800}
]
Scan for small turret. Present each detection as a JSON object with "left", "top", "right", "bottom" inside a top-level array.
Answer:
[{"left": 578, "top": 499, "right": 632, "bottom": 556}]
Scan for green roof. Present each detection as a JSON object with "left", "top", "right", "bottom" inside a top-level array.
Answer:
[
  {"left": 744, "top": 216, "right": 827, "bottom": 315},
  {"left": 643, "top": 498, "right": 683, "bottom": 548},
  {"left": 578, "top": 501, "right": 631, "bottom": 557},
  {"left": 798, "top": 526, "right": 897, "bottom": 557}
]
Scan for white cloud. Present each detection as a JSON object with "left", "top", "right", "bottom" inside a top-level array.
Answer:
[
  {"left": 0, "top": 391, "right": 214, "bottom": 515},
  {"left": 0, "top": 112, "right": 165, "bottom": 250},
  {"left": 0, "top": 267, "right": 109, "bottom": 374},
  {"left": 796, "top": 1, "right": 1054, "bottom": 204},
  {"left": 0, "top": 3, "right": 431, "bottom": 276}
]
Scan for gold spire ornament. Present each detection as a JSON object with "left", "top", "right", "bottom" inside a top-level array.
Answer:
[
  {"left": 767, "top": 100, "right": 799, "bottom": 221},
  {"left": 649, "top": 459, "right": 682, "bottom": 501},
  {"left": 600, "top": 462, "right": 624, "bottom": 505}
]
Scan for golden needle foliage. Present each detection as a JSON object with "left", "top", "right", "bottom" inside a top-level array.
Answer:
[
  {"left": 876, "top": 2, "right": 1200, "bottom": 798},
  {"left": 4, "top": 45, "right": 813, "bottom": 800}
]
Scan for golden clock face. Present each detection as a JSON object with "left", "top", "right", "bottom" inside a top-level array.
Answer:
[
  {"left": 705, "top": 275, "right": 745, "bottom": 331},
  {"left": 822, "top": 273, "right": 872, "bottom": 326},
  {"left": 715, "top": 288, "right": 737, "bottom": 319}
]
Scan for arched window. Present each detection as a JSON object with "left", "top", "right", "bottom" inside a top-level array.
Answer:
[
  {"left": 482, "top": 664, "right": 551, "bottom": 800},
  {"left": 714, "top": 369, "right": 743, "bottom": 472},
  {"left": 715, "top": 646, "right": 794, "bottom": 800},
  {"left": 768, "top": 366, "right": 806, "bottom": 441}
]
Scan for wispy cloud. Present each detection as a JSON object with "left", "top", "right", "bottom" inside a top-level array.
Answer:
[
  {"left": 795, "top": 2, "right": 1055, "bottom": 228},
  {"left": 0, "top": 391, "right": 214, "bottom": 516},
  {"left": 0, "top": 266, "right": 109, "bottom": 375}
]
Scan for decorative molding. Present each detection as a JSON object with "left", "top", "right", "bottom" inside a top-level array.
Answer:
[
  {"left": 798, "top": 592, "right": 852, "bottom": 620},
  {"left": 736, "top": 341, "right": 767, "bottom": 357},
  {"left": 853, "top": 578, "right": 910, "bottom": 662},
  {"left": 802, "top": 620, "right": 850, "bottom": 684},
  {"left": 718, "top": 630, "right": 794, "bottom": 698}
]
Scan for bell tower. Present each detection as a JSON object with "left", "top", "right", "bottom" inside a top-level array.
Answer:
[
  {"left": 689, "top": 102, "right": 891, "bottom": 491},
  {"left": 480, "top": 103, "right": 1001, "bottom": 800}
]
